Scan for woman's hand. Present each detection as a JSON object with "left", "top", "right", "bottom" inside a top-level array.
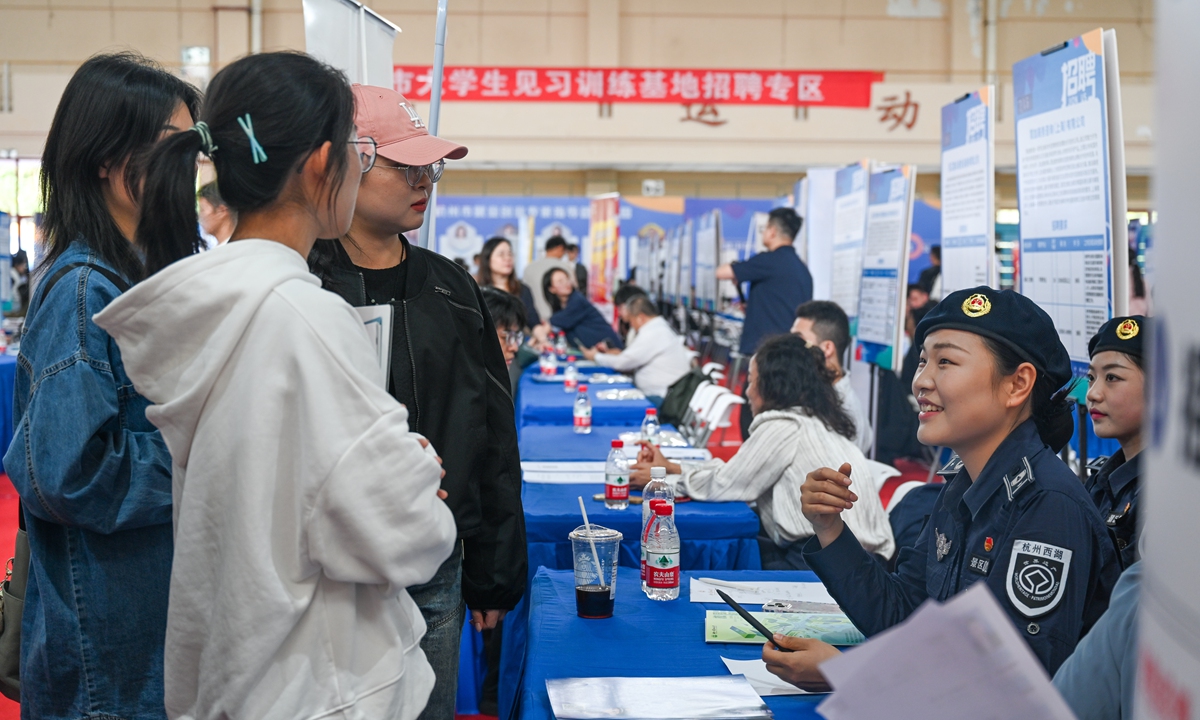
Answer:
[
  {"left": 762, "top": 634, "right": 839, "bottom": 692},
  {"left": 800, "top": 462, "right": 858, "bottom": 547},
  {"left": 629, "top": 441, "right": 680, "bottom": 489},
  {"left": 580, "top": 344, "right": 598, "bottom": 361}
]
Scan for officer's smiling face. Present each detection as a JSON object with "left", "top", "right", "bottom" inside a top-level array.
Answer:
[
  {"left": 1086, "top": 350, "right": 1145, "bottom": 451},
  {"left": 914, "top": 329, "right": 1018, "bottom": 454}
]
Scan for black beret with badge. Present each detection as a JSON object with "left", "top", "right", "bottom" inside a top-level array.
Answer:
[
  {"left": 1088, "top": 315, "right": 1146, "bottom": 360},
  {"left": 914, "top": 286, "right": 1073, "bottom": 391}
]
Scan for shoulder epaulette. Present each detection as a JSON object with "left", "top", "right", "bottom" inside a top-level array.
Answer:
[
  {"left": 937, "top": 454, "right": 964, "bottom": 478},
  {"left": 1003, "top": 457, "right": 1036, "bottom": 501},
  {"left": 1085, "top": 455, "right": 1111, "bottom": 477}
]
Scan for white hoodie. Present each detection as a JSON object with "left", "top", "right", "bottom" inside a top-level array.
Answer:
[{"left": 94, "top": 240, "right": 457, "bottom": 720}]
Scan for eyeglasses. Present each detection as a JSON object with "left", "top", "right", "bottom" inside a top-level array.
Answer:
[
  {"left": 349, "top": 137, "right": 377, "bottom": 173},
  {"left": 501, "top": 330, "right": 525, "bottom": 347},
  {"left": 374, "top": 159, "right": 446, "bottom": 187}
]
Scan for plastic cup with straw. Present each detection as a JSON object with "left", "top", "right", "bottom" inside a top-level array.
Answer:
[{"left": 573, "top": 495, "right": 617, "bottom": 618}]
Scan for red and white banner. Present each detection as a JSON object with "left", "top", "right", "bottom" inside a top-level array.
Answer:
[{"left": 392, "top": 66, "right": 882, "bottom": 108}]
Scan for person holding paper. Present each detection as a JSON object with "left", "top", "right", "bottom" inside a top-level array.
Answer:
[
  {"left": 307, "top": 85, "right": 526, "bottom": 720},
  {"left": 629, "top": 334, "right": 894, "bottom": 569},
  {"left": 797, "top": 287, "right": 1120, "bottom": 674},
  {"left": 791, "top": 301, "right": 872, "bottom": 455},
  {"left": 580, "top": 295, "right": 692, "bottom": 402},
  {"left": 1084, "top": 316, "right": 1147, "bottom": 569}
]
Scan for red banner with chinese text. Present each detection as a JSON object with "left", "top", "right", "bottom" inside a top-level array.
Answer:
[{"left": 392, "top": 66, "right": 882, "bottom": 107}]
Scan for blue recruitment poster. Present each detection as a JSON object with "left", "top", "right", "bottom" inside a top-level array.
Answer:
[
  {"left": 856, "top": 166, "right": 916, "bottom": 372},
  {"left": 1013, "top": 28, "right": 1127, "bottom": 373},
  {"left": 694, "top": 210, "right": 720, "bottom": 312},
  {"left": 621, "top": 196, "right": 682, "bottom": 289},
  {"left": 832, "top": 160, "right": 870, "bottom": 324},
  {"left": 434, "top": 195, "right": 590, "bottom": 275},
  {"left": 679, "top": 218, "right": 695, "bottom": 308},
  {"left": 940, "top": 86, "right": 996, "bottom": 293}
]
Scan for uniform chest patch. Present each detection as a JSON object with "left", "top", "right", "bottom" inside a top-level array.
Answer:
[
  {"left": 967, "top": 554, "right": 991, "bottom": 575},
  {"left": 1006, "top": 539, "right": 1073, "bottom": 617}
]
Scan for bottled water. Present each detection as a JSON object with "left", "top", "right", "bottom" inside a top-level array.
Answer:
[
  {"left": 563, "top": 356, "right": 579, "bottom": 393},
  {"left": 645, "top": 501, "right": 681, "bottom": 601},
  {"left": 604, "top": 439, "right": 630, "bottom": 510},
  {"left": 641, "top": 466, "right": 674, "bottom": 592},
  {"left": 641, "top": 407, "right": 661, "bottom": 445},
  {"left": 539, "top": 345, "right": 557, "bottom": 375},
  {"left": 555, "top": 332, "right": 568, "bottom": 356},
  {"left": 573, "top": 383, "right": 592, "bottom": 435}
]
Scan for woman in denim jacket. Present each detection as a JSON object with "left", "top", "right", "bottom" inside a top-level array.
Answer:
[{"left": 2, "top": 54, "right": 199, "bottom": 719}]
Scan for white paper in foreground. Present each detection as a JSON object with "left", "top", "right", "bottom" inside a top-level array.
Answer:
[
  {"left": 816, "top": 582, "right": 1076, "bottom": 720},
  {"left": 521, "top": 461, "right": 606, "bottom": 485},
  {"left": 721, "top": 657, "right": 813, "bottom": 696},
  {"left": 545, "top": 676, "right": 772, "bottom": 720},
  {"left": 690, "top": 577, "right": 837, "bottom": 606}
]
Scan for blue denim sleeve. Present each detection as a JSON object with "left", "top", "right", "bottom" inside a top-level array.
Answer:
[{"left": 6, "top": 267, "right": 173, "bottom": 534}]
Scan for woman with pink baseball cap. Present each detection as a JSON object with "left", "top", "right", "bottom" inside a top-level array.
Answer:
[{"left": 308, "top": 85, "right": 527, "bottom": 720}]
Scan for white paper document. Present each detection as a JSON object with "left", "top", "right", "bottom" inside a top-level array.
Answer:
[
  {"left": 354, "top": 305, "right": 393, "bottom": 390},
  {"left": 816, "top": 582, "right": 1076, "bottom": 720},
  {"left": 521, "top": 461, "right": 606, "bottom": 485},
  {"left": 545, "top": 676, "right": 772, "bottom": 720},
  {"left": 721, "top": 657, "right": 813, "bottom": 696},
  {"left": 689, "top": 577, "right": 837, "bottom": 606}
]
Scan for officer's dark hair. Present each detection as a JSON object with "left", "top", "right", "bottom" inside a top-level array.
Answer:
[
  {"left": 625, "top": 295, "right": 659, "bottom": 318},
  {"left": 795, "top": 300, "right": 851, "bottom": 367},
  {"left": 40, "top": 52, "right": 202, "bottom": 284},
  {"left": 753, "top": 334, "right": 855, "bottom": 440},
  {"left": 767, "top": 207, "right": 802, "bottom": 241},
  {"left": 545, "top": 235, "right": 568, "bottom": 253},
  {"left": 983, "top": 337, "right": 1077, "bottom": 452},
  {"left": 613, "top": 283, "right": 647, "bottom": 307},
  {"left": 481, "top": 286, "right": 526, "bottom": 331},
  {"left": 930, "top": 245, "right": 941, "bottom": 261},
  {"left": 139, "top": 52, "right": 355, "bottom": 276}
]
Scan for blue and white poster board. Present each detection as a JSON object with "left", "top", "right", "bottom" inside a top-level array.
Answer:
[
  {"left": 804, "top": 168, "right": 838, "bottom": 303},
  {"left": 664, "top": 225, "right": 682, "bottom": 306},
  {"left": 1013, "top": 28, "right": 1127, "bottom": 373},
  {"left": 832, "top": 160, "right": 870, "bottom": 324},
  {"left": 694, "top": 210, "right": 720, "bottom": 312},
  {"left": 856, "top": 166, "right": 915, "bottom": 373},
  {"left": 434, "top": 196, "right": 591, "bottom": 276},
  {"left": 940, "top": 87, "right": 996, "bottom": 293},
  {"left": 679, "top": 218, "right": 695, "bottom": 308}
]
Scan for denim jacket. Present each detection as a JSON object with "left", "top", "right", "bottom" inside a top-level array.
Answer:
[{"left": 3, "top": 242, "right": 173, "bottom": 719}]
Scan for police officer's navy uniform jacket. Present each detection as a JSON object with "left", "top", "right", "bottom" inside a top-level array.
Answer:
[
  {"left": 1085, "top": 450, "right": 1141, "bottom": 568},
  {"left": 803, "top": 418, "right": 1121, "bottom": 674}
]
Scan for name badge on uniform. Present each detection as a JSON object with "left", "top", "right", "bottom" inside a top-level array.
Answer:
[
  {"left": 968, "top": 554, "right": 991, "bottom": 576},
  {"left": 1006, "top": 539, "right": 1073, "bottom": 618},
  {"left": 936, "top": 529, "right": 952, "bottom": 562},
  {"left": 1106, "top": 502, "right": 1131, "bottom": 527}
]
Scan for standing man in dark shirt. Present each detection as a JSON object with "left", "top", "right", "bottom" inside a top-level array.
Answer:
[{"left": 716, "top": 207, "right": 813, "bottom": 437}]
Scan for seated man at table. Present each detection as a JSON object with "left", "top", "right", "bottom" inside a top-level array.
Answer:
[
  {"left": 628, "top": 334, "right": 894, "bottom": 570},
  {"left": 579, "top": 295, "right": 692, "bottom": 405}
]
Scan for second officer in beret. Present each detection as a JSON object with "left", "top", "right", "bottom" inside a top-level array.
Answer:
[
  {"left": 1085, "top": 316, "right": 1147, "bottom": 568},
  {"left": 772, "top": 288, "right": 1120, "bottom": 689}
]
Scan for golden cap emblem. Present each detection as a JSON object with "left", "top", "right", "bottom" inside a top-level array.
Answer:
[
  {"left": 1116, "top": 318, "right": 1139, "bottom": 341},
  {"left": 962, "top": 293, "right": 992, "bottom": 318}
]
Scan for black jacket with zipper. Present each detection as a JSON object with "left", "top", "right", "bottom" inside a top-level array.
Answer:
[{"left": 309, "top": 238, "right": 527, "bottom": 611}]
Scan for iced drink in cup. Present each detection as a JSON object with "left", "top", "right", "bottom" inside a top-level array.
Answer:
[{"left": 569, "top": 525, "right": 622, "bottom": 618}]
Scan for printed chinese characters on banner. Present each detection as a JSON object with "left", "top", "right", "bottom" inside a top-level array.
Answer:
[{"left": 393, "top": 66, "right": 883, "bottom": 108}]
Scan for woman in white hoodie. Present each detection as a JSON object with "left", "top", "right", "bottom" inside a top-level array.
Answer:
[{"left": 93, "top": 52, "right": 457, "bottom": 720}]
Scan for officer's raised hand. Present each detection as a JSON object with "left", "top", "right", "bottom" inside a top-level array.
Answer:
[{"left": 800, "top": 462, "right": 858, "bottom": 546}]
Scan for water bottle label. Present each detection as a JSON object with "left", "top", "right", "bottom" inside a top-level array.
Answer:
[
  {"left": 605, "top": 474, "right": 628, "bottom": 499},
  {"left": 564, "top": 378, "right": 577, "bottom": 390},
  {"left": 647, "top": 551, "right": 680, "bottom": 588},
  {"left": 574, "top": 411, "right": 592, "bottom": 427}
]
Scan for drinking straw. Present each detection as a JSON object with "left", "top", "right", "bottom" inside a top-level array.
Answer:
[{"left": 577, "top": 496, "right": 606, "bottom": 588}]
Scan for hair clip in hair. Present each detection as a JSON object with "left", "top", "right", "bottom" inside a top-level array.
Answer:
[
  {"left": 190, "top": 122, "right": 218, "bottom": 157},
  {"left": 236, "top": 114, "right": 268, "bottom": 164}
]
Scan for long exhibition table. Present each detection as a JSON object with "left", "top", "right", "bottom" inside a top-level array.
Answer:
[{"left": 516, "top": 372, "right": 652, "bottom": 427}]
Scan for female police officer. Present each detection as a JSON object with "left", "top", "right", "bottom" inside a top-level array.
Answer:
[
  {"left": 1085, "top": 315, "right": 1147, "bottom": 568},
  {"left": 783, "top": 287, "right": 1121, "bottom": 681}
]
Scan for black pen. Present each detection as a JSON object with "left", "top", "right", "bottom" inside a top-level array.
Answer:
[{"left": 716, "top": 589, "right": 792, "bottom": 652}]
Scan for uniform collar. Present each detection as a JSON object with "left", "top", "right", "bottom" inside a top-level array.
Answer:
[
  {"left": 1099, "top": 449, "right": 1140, "bottom": 497},
  {"left": 950, "top": 418, "right": 1044, "bottom": 521}
]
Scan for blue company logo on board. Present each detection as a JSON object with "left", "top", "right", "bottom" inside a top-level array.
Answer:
[{"left": 1061, "top": 52, "right": 1097, "bottom": 107}]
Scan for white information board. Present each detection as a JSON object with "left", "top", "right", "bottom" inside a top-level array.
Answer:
[
  {"left": 856, "top": 166, "right": 915, "bottom": 373},
  {"left": 804, "top": 167, "right": 838, "bottom": 303},
  {"left": 831, "top": 160, "right": 870, "bottom": 323},
  {"left": 664, "top": 225, "right": 681, "bottom": 306},
  {"left": 679, "top": 218, "right": 695, "bottom": 308},
  {"left": 940, "top": 87, "right": 996, "bottom": 293},
  {"left": 303, "top": 0, "right": 399, "bottom": 87},
  {"left": 1013, "top": 28, "right": 1127, "bottom": 374},
  {"left": 694, "top": 210, "right": 720, "bottom": 312}
]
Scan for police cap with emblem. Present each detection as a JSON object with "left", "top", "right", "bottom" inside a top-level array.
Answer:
[
  {"left": 1088, "top": 315, "right": 1146, "bottom": 361},
  {"left": 915, "top": 286, "right": 1072, "bottom": 391}
]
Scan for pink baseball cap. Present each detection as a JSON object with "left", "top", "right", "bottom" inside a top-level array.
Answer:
[{"left": 352, "top": 84, "right": 468, "bottom": 166}]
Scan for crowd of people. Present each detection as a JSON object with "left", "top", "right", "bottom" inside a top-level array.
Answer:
[{"left": 5, "top": 47, "right": 1145, "bottom": 720}]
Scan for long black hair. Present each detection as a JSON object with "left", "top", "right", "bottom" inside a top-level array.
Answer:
[
  {"left": 138, "top": 52, "right": 356, "bottom": 276},
  {"left": 753, "top": 334, "right": 857, "bottom": 440},
  {"left": 39, "top": 52, "right": 201, "bottom": 283},
  {"left": 543, "top": 267, "right": 573, "bottom": 313},
  {"left": 476, "top": 236, "right": 521, "bottom": 295},
  {"left": 982, "top": 337, "right": 1077, "bottom": 452}
]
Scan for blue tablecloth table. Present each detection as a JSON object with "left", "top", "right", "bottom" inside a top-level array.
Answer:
[
  {"left": 0, "top": 355, "right": 17, "bottom": 474},
  {"left": 517, "top": 423, "right": 677, "bottom": 461},
  {"left": 517, "top": 374, "right": 651, "bottom": 427},
  {"left": 502, "top": 567, "right": 826, "bottom": 720}
]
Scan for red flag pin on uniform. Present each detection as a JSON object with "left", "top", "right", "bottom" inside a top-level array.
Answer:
[{"left": 984, "top": 537, "right": 994, "bottom": 552}]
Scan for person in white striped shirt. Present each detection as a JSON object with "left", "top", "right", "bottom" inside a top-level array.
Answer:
[{"left": 630, "top": 334, "right": 895, "bottom": 569}]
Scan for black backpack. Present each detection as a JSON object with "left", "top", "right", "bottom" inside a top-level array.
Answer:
[{"left": 659, "top": 368, "right": 713, "bottom": 427}]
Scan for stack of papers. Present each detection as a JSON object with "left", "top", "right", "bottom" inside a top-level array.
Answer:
[
  {"left": 546, "top": 676, "right": 773, "bottom": 719},
  {"left": 816, "top": 583, "right": 1076, "bottom": 720},
  {"left": 521, "top": 461, "right": 605, "bottom": 484},
  {"left": 689, "top": 578, "right": 838, "bottom": 607},
  {"left": 705, "top": 610, "right": 864, "bottom": 646},
  {"left": 720, "top": 657, "right": 813, "bottom": 697},
  {"left": 596, "top": 388, "right": 646, "bottom": 401}
]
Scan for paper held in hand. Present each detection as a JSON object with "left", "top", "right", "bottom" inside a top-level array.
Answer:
[{"left": 354, "top": 305, "right": 393, "bottom": 390}]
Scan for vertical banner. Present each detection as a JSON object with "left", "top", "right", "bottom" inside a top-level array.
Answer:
[
  {"left": 664, "top": 225, "right": 682, "bottom": 306},
  {"left": 679, "top": 218, "right": 695, "bottom": 308},
  {"left": 856, "top": 165, "right": 916, "bottom": 372},
  {"left": 1137, "top": 0, "right": 1200, "bottom": 713},
  {"left": 805, "top": 167, "right": 839, "bottom": 302},
  {"left": 832, "top": 160, "right": 870, "bottom": 325},
  {"left": 940, "top": 86, "right": 996, "bottom": 293},
  {"left": 694, "top": 210, "right": 721, "bottom": 312},
  {"left": 588, "top": 194, "right": 620, "bottom": 307},
  {"left": 1013, "top": 28, "right": 1126, "bottom": 374}
]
